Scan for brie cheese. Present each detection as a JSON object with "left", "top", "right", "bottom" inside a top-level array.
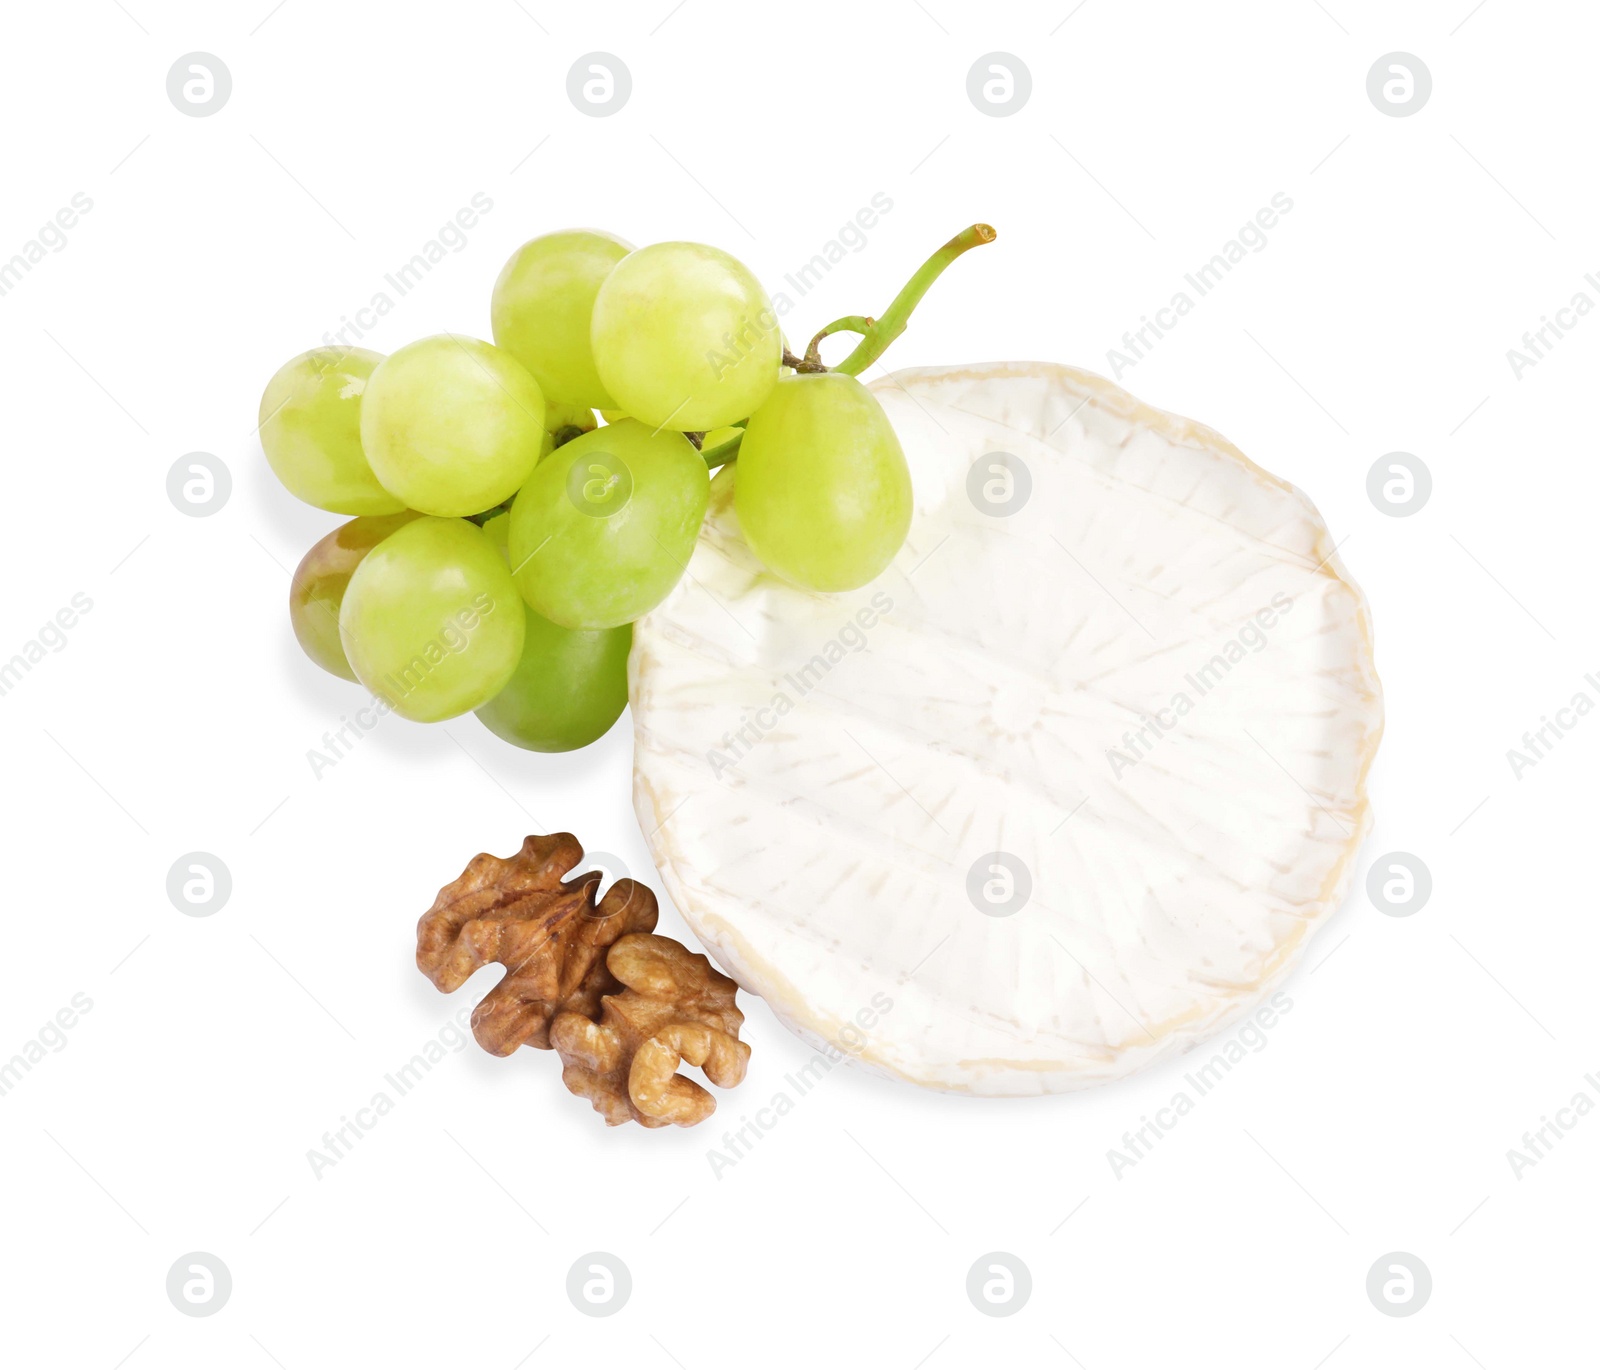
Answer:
[{"left": 631, "top": 362, "right": 1382, "bottom": 1095}]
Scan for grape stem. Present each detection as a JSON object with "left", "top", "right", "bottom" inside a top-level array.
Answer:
[
  {"left": 700, "top": 430, "right": 744, "bottom": 469},
  {"left": 781, "top": 347, "right": 828, "bottom": 375},
  {"left": 700, "top": 224, "right": 997, "bottom": 472},
  {"left": 833, "top": 224, "right": 996, "bottom": 376},
  {"left": 467, "top": 499, "right": 513, "bottom": 526},
  {"left": 803, "top": 316, "right": 874, "bottom": 367}
]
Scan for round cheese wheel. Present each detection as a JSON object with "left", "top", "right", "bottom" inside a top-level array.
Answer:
[{"left": 631, "top": 362, "right": 1382, "bottom": 1095}]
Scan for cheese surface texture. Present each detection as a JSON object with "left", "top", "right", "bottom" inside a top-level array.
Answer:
[{"left": 631, "top": 362, "right": 1382, "bottom": 1095}]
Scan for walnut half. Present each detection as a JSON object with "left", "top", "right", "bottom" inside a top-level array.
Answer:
[
  {"left": 552, "top": 934, "right": 750, "bottom": 1128},
  {"left": 415, "top": 835, "right": 750, "bottom": 1128},
  {"left": 415, "top": 833, "right": 657, "bottom": 1055}
]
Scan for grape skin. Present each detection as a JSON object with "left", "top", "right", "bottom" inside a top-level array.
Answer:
[
  {"left": 700, "top": 425, "right": 743, "bottom": 454},
  {"left": 491, "top": 229, "right": 633, "bottom": 410},
  {"left": 473, "top": 515, "right": 632, "bottom": 750},
  {"left": 735, "top": 373, "right": 912, "bottom": 591},
  {"left": 360, "top": 335, "right": 546, "bottom": 517},
  {"left": 507, "top": 419, "right": 708, "bottom": 630},
  {"left": 544, "top": 400, "right": 597, "bottom": 437},
  {"left": 339, "top": 517, "right": 526, "bottom": 722},
  {"left": 260, "top": 348, "right": 405, "bottom": 515},
  {"left": 591, "top": 242, "right": 780, "bottom": 431},
  {"left": 290, "top": 511, "right": 422, "bottom": 681},
  {"left": 539, "top": 399, "right": 597, "bottom": 461},
  {"left": 475, "top": 609, "right": 631, "bottom": 751}
]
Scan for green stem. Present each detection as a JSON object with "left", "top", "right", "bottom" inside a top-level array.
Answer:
[
  {"left": 804, "top": 315, "right": 874, "bottom": 367},
  {"left": 700, "top": 225, "right": 996, "bottom": 470},
  {"left": 467, "top": 499, "right": 513, "bottom": 526},
  {"left": 833, "top": 223, "right": 996, "bottom": 377},
  {"left": 701, "top": 430, "right": 743, "bottom": 471}
]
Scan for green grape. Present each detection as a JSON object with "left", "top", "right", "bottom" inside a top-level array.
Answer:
[
  {"left": 339, "top": 516, "right": 525, "bottom": 722},
  {"left": 734, "top": 373, "right": 913, "bottom": 592},
  {"left": 259, "top": 348, "right": 405, "bottom": 514},
  {"left": 360, "top": 335, "right": 546, "bottom": 517},
  {"left": 491, "top": 229, "right": 633, "bottom": 409},
  {"left": 507, "top": 419, "right": 708, "bottom": 630},
  {"left": 536, "top": 406, "right": 594, "bottom": 462},
  {"left": 540, "top": 399, "right": 597, "bottom": 460},
  {"left": 476, "top": 614, "right": 631, "bottom": 751},
  {"left": 590, "top": 242, "right": 780, "bottom": 431},
  {"left": 289, "top": 511, "right": 422, "bottom": 680},
  {"left": 481, "top": 512, "right": 511, "bottom": 549},
  {"left": 598, "top": 408, "right": 628, "bottom": 425},
  {"left": 545, "top": 400, "right": 597, "bottom": 438},
  {"left": 476, "top": 516, "right": 631, "bottom": 751}
]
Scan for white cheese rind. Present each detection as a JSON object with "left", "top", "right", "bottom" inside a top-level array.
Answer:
[{"left": 631, "top": 362, "right": 1382, "bottom": 1096}]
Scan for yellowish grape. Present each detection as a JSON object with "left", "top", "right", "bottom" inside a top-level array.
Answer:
[
  {"left": 260, "top": 348, "right": 405, "bottom": 515},
  {"left": 360, "top": 335, "right": 545, "bottom": 517},
  {"left": 289, "top": 511, "right": 422, "bottom": 680},
  {"left": 734, "top": 373, "right": 912, "bottom": 591},
  {"left": 339, "top": 517, "right": 525, "bottom": 721},
  {"left": 491, "top": 229, "right": 633, "bottom": 408},
  {"left": 591, "top": 242, "right": 779, "bottom": 431}
]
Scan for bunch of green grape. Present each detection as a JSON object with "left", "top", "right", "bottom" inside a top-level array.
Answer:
[{"left": 263, "top": 224, "right": 987, "bottom": 751}]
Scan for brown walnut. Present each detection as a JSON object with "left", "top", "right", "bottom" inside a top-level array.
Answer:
[
  {"left": 416, "top": 835, "right": 750, "bottom": 1128},
  {"left": 552, "top": 934, "right": 750, "bottom": 1128},
  {"left": 415, "top": 833, "right": 657, "bottom": 1055}
]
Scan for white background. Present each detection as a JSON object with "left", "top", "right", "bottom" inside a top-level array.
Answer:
[{"left": 0, "top": 0, "right": 1593, "bottom": 1365}]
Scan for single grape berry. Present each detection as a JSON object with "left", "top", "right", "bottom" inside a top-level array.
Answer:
[
  {"left": 491, "top": 229, "right": 634, "bottom": 410},
  {"left": 260, "top": 347, "right": 404, "bottom": 515},
  {"left": 339, "top": 517, "right": 526, "bottom": 722},
  {"left": 507, "top": 419, "right": 708, "bottom": 630},
  {"left": 360, "top": 335, "right": 546, "bottom": 518},
  {"left": 590, "top": 241, "right": 780, "bottom": 431},
  {"left": 735, "top": 373, "right": 913, "bottom": 592}
]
